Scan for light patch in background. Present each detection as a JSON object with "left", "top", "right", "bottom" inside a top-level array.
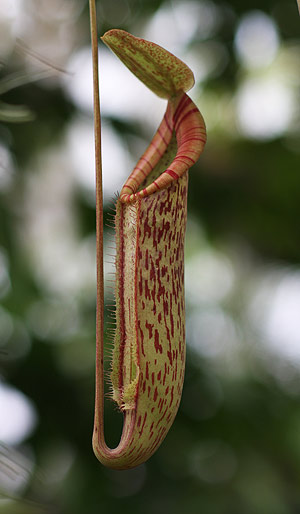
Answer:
[
  {"left": 62, "top": 47, "right": 93, "bottom": 113},
  {"left": 234, "top": 11, "right": 279, "bottom": 69},
  {"left": 0, "top": 382, "right": 37, "bottom": 445},
  {"left": 236, "top": 77, "right": 293, "bottom": 140},
  {"left": 26, "top": 299, "right": 80, "bottom": 342},
  {"left": 18, "top": 0, "right": 83, "bottom": 75},
  {"left": 26, "top": 0, "right": 83, "bottom": 22},
  {"left": 66, "top": 117, "right": 133, "bottom": 203},
  {"left": 22, "top": 110, "right": 140, "bottom": 300},
  {"left": 22, "top": 147, "right": 96, "bottom": 297},
  {"left": 247, "top": 269, "right": 300, "bottom": 395},
  {"left": 185, "top": 249, "right": 234, "bottom": 305},
  {"left": 144, "top": 0, "right": 220, "bottom": 53},
  {"left": 263, "top": 272, "right": 300, "bottom": 367},
  {"left": 0, "top": 0, "right": 22, "bottom": 19},
  {"left": 187, "top": 307, "right": 239, "bottom": 361}
]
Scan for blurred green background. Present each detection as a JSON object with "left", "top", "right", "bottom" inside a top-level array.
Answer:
[{"left": 0, "top": 0, "right": 300, "bottom": 513}]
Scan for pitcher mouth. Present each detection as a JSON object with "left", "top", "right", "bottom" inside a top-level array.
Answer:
[{"left": 119, "top": 93, "right": 206, "bottom": 204}]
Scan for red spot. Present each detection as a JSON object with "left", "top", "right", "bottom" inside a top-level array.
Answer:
[
  {"left": 150, "top": 260, "right": 156, "bottom": 281},
  {"left": 161, "top": 265, "right": 167, "bottom": 277},
  {"left": 157, "top": 370, "right": 161, "bottom": 381},
  {"left": 169, "top": 386, "right": 174, "bottom": 407},
  {"left": 159, "top": 201, "right": 165, "bottom": 216},
  {"left": 163, "top": 300, "right": 169, "bottom": 316},
  {"left": 145, "top": 249, "right": 149, "bottom": 270},
  {"left": 155, "top": 251, "right": 162, "bottom": 267},
  {"left": 157, "top": 282, "right": 165, "bottom": 303},
  {"left": 140, "top": 412, "right": 147, "bottom": 435},
  {"left": 138, "top": 320, "right": 145, "bottom": 357},
  {"left": 170, "top": 310, "right": 174, "bottom": 338},
  {"left": 163, "top": 363, "right": 167, "bottom": 385},
  {"left": 139, "top": 275, "right": 143, "bottom": 296},
  {"left": 156, "top": 406, "right": 169, "bottom": 426},
  {"left": 145, "top": 280, "right": 151, "bottom": 300},
  {"left": 145, "top": 321, "right": 153, "bottom": 339},
  {"left": 154, "top": 329, "right": 163, "bottom": 354},
  {"left": 166, "top": 412, "right": 173, "bottom": 423},
  {"left": 153, "top": 387, "right": 158, "bottom": 402},
  {"left": 142, "top": 217, "right": 152, "bottom": 242}
]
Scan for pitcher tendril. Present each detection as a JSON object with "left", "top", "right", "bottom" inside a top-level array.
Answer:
[{"left": 89, "top": 1, "right": 206, "bottom": 470}]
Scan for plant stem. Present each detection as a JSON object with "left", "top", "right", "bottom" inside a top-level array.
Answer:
[{"left": 89, "top": 0, "right": 104, "bottom": 441}]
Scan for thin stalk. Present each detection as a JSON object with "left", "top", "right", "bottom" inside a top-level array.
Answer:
[
  {"left": 89, "top": 0, "right": 135, "bottom": 465},
  {"left": 89, "top": 0, "right": 105, "bottom": 446}
]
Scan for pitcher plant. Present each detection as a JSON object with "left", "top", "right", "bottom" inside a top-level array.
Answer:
[{"left": 89, "top": 0, "right": 206, "bottom": 470}]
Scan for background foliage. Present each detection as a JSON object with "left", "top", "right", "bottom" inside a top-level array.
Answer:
[{"left": 0, "top": 0, "right": 300, "bottom": 513}]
